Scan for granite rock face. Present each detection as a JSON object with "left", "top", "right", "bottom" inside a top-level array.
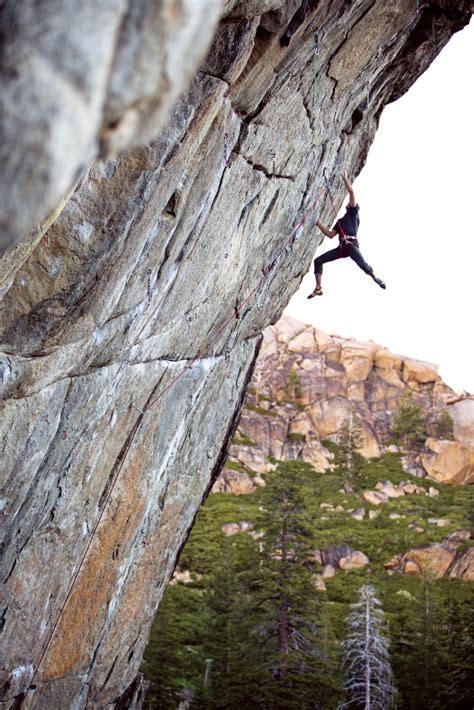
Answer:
[
  {"left": 1, "top": 1, "right": 473, "bottom": 707},
  {"left": 220, "top": 316, "right": 474, "bottom": 489},
  {"left": 0, "top": 0, "right": 223, "bottom": 250}
]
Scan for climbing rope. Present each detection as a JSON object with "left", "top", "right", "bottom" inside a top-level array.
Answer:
[{"left": 28, "top": 180, "right": 329, "bottom": 689}]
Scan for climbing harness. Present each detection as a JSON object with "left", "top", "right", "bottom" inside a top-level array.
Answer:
[
  {"left": 27, "top": 179, "right": 329, "bottom": 690},
  {"left": 312, "top": 33, "right": 319, "bottom": 103}
]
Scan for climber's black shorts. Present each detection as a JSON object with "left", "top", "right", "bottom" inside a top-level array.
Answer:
[{"left": 314, "top": 242, "right": 373, "bottom": 276}]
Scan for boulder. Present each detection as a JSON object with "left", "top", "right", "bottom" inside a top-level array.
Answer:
[
  {"left": 402, "top": 544, "right": 456, "bottom": 577},
  {"left": 363, "top": 490, "right": 389, "bottom": 505},
  {"left": 322, "top": 544, "right": 355, "bottom": 568},
  {"left": 230, "top": 445, "right": 270, "bottom": 474},
  {"left": 375, "top": 480, "right": 405, "bottom": 498},
  {"left": 402, "top": 358, "right": 439, "bottom": 385},
  {"left": 421, "top": 438, "right": 474, "bottom": 485},
  {"left": 221, "top": 522, "right": 242, "bottom": 536},
  {"left": 213, "top": 469, "right": 256, "bottom": 495},
  {"left": 384, "top": 556, "right": 402, "bottom": 571},
  {"left": 428, "top": 518, "right": 451, "bottom": 527},
  {"left": 313, "top": 574, "right": 327, "bottom": 592},
  {"left": 221, "top": 521, "right": 254, "bottom": 536},
  {"left": 170, "top": 569, "right": 194, "bottom": 585},
  {"left": 339, "top": 551, "right": 370, "bottom": 570},
  {"left": 450, "top": 398, "right": 474, "bottom": 447},
  {"left": 323, "top": 545, "right": 369, "bottom": 570},
  {"left": 350, "top": 508, "right": 366, "bottom": 521},
  {"left": 449, "top": 548, "right": 474, "bottom": 581},
  {"left": 322, "top": 564, "right": 336, "bottom": 578},
  {"left": 445, "top": 530, "right": 471, "bottom": 545},
  {"left": 340, "top": 343, "right": 377, "bottom": 381}
]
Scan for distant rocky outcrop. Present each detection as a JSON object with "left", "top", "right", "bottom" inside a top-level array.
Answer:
[
  {"left": 384, "top": 531, "right": 473, "bottom": 580},
  {"left": 216, "top": 317, "right": 474, "bottom": 492}
]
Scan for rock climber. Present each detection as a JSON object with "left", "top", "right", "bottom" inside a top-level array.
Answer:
[{"left": 308, "top": 172, "right": 386, "bottom": 297}]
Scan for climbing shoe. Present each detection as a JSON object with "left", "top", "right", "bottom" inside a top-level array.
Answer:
[
  {"left": 307, "top": 287, "right": 323, "bottom": 298},
  {"left": 374, "top": 277, "right": 386, "bottom": 290}
]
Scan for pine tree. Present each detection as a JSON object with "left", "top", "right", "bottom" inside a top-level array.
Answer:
[
  {"left": 336, "top": 412, "right": 363, "bottom": 490},
  {"left": 391, "top": 393, "right": 426, "bottom": 452},
  {"left": 250, "top": 461, "right": 341, "bottom": 709},
  {"left": 143, "top": 582, "right": 209, "bottom": 709},
  {"left": 442, "top": 594, "right": 474, "bottom": 708},
  {"left": 194, "top": 537, "right": 263, "bottom": 710},
  {"left": 393, "top": 573, "right": 450, "bottom": 709},
  {"left": 436, "top": 410, "right": 455, "bottom": 440},
  {"left": 288, "top": 368, "right": 303, "bottom": 402},
  {"left": 340, "top": 585, "right": 395, "bottom": 710}
]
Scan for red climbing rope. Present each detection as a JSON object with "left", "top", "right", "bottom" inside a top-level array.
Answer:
[{"left": 28, "top": 181, "right": 328, "bottom": 689}]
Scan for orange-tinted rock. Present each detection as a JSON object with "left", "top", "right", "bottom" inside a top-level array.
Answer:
[
  {"left": 402, "top": 358, "right": 440, "bottom": 385},
  {"left": 421, "top": 438, "right": 474, "bottom": 485},
  {"left": 213, "top": 469, "right": 256, "bottom": 495},
  {"left": 449, "top": 548, "right": 474, "bottom": 581},
  {"left": 403, "top": 545, "right": 455, "bottom": 577},
  {"left": 339, "top": 551, "right": 370, "bottom": 570}
]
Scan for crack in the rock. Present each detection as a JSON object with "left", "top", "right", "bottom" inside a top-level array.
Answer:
[
  {"left": 238, "top": 153, "right": 295, "bottom": 182},
  {"left": 198, "top": 69, "right": 230, "bottom": 89}
]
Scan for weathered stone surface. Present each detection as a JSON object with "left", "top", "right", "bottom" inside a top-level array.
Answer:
[
  {"left": 385, "top": 533, "right": 474, "bottom": 580},
  {"left": 450, "top": 398, "right": 474, "bottom": 447},
  {"left": 403, "top": 545, "right": 455, "bottom": 577},
  {"left": 363, "top": 490, "right": 389, "bottom": 506},
  {"left": 221, "top": 520, "right": 254, "bottom": 536},
  {"left": 312, "top": 574, "right": 327, "bottom": 592},
  {"left": 449, "top": 548, "right": 474, "bottom": 581},
  {"left": 375, "top": 480, "right": 405, "bottom": 498},
  {"left": 321, "top": 544, "right": 369, "bottom": 571},
  {"left": 322, "top": 564, "right": 336, "bottom": 579},
  {"left": 402, "top": 358, "right": 440, "bottom": 385},
  {"left": 2, "top": 1, "right": 473, "bottom": 706},
  {"left": 339, "top": 550, "right": 370, "bottom": 570},
  {"left": 212, "top": 468, "right": 257, "bottom": 495},
  {"left": 422, "top": 438, "right": 474, "bottom": 485},
  {"left": 427, "top": 518, "right": 451, "bottom": 527},
  {"left": 0, "top": 0, "right": 223, "bottom": 249}
]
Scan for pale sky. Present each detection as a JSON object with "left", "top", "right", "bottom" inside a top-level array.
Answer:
[{"left": 286, "top": 20, "right": 474, "bottom": 394}]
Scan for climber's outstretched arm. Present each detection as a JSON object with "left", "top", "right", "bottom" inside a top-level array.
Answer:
[
  {"left": 342, "top": 172, "right": 356, "bottom": 207},
  {"left": 316, "top": 220, "right": 337, "bottom": 238}
]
